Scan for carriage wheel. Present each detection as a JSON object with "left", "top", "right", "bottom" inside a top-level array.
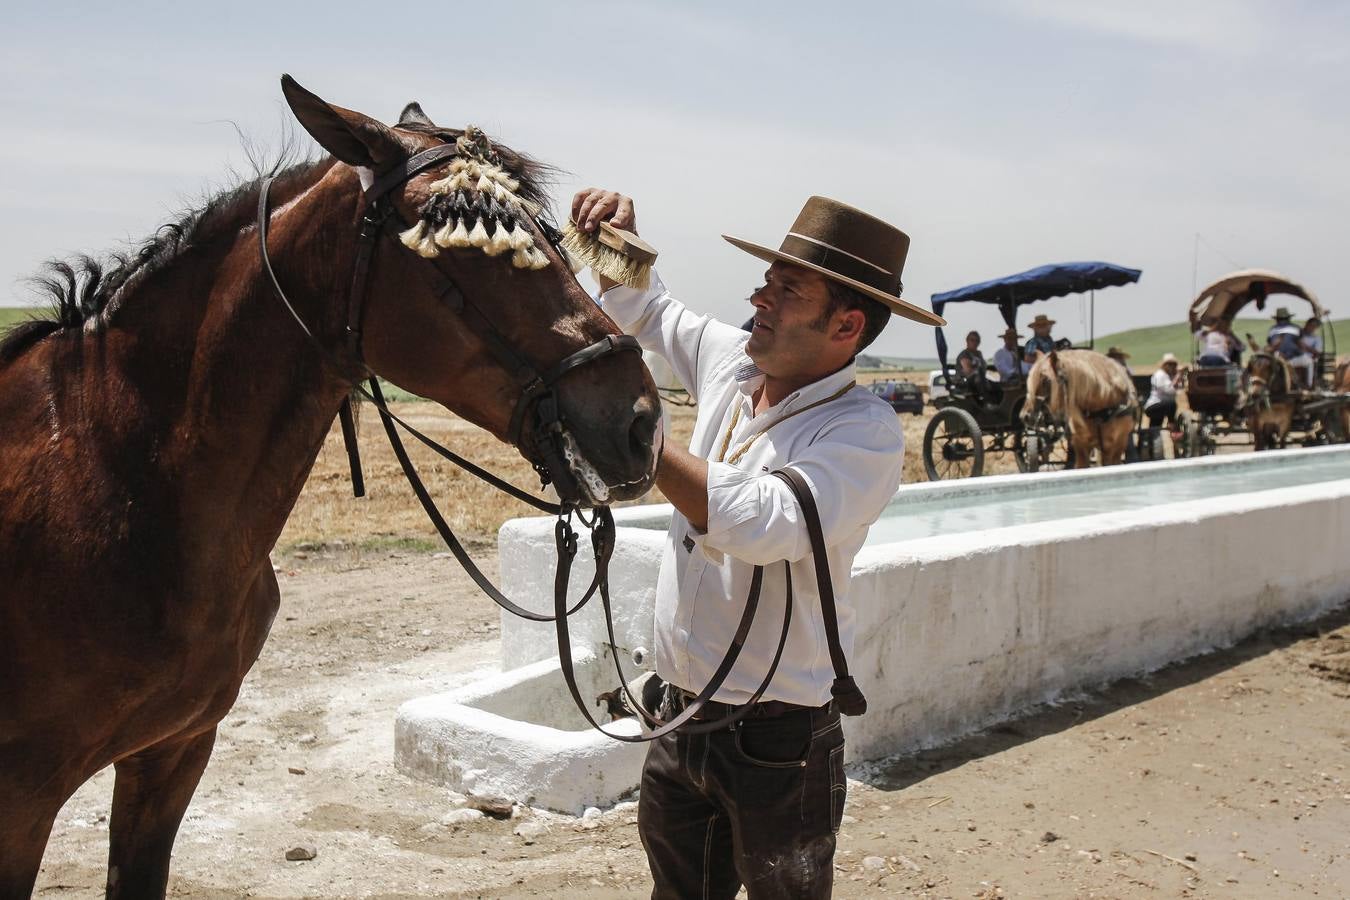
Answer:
[
  {"left": 1015, "top": 422, "right": 1072, "bottom": 473},
  {"left": 923, "top": 407, "right": 985, "bottom": 480}
]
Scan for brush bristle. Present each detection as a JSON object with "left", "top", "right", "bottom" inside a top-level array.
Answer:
[{"left": 561, "top": 222, "right": 652, "bottom": 289}]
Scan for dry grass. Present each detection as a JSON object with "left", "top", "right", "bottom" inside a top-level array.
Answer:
[{"left": 280, "top": 372, "right": 987, "bottom": 549}]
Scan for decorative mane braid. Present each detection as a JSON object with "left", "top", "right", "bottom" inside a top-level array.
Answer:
[{"left": 398, "top": 126, "right": 550, "bottom": 270}]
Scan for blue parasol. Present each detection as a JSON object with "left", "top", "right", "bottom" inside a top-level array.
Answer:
[{"left": 931, "top": 261, "right": 1141, "bottom": 371}]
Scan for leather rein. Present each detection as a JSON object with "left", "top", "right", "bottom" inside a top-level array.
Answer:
[{"left": 256, "top": 142, "right": 819, "bottom": 738}]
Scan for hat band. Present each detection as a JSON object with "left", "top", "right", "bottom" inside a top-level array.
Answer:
[{"left": 778, "top": 233, "right": 900, "bottom": 296}]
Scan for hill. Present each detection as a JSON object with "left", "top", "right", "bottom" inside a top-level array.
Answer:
[
  {"left": 1092, "top": 318, "right": 1270, "bottom": 365},
  {"left": 0, "top": 307, "right": 38, "bottom": 330}
]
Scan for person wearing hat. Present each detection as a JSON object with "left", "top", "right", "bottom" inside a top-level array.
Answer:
[
  {"left": 1023, "top": 314, "right": 1057, "bottom": 364},
  {"left": 1145, "top": 352, "right": 1186, "bottom": 431},
  {"left": 1249, "top": 307, "right": 1303, "bottom": 360},
  {"left": 572, "top": 188, "right": 941, "bottom": 898},
  {"left": 1106, "top": 346, "right": 1133, "bottom": 375},
  {"left": 992, "top": 326, "right": 1028, "bottom": 381},
  {"left": 1291, "top": 317, "right": 1323, "bottom": 388}
]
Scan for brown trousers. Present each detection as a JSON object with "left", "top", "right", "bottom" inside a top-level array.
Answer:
[{"left": 637, "top": 694, "right": 846, "bottom": 899}]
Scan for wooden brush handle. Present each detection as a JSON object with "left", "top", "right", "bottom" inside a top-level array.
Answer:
[{"left": 596, "top": 221, "right": 658, "bottom": 265}]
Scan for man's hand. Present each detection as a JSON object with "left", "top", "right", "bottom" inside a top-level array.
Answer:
[{"left": 571, "top": 188, "right": 637, "bottom": 234}]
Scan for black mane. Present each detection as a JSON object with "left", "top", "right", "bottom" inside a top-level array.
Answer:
[{"left": 1, "top": 125, "right": 556, "bottom": 364}]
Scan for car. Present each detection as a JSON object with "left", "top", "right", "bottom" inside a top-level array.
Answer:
[{"left": 868, "top": 379, "right": 925, "bottom": 415}]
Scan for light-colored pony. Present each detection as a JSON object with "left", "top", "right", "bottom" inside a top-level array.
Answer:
[
  {"left": 1242, "top": 351, "right": 1298, "bottom": 450},
  {"left": 1021, "top": 349, "right": 1138, "bottom": 467}
]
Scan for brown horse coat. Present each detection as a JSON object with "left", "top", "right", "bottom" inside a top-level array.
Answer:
[
  {"left": 0, "top": 78, "right": 658, "bottom": 898},
  {"left": 1243, "top": 352, "right": 1297, "bottom": 450}
]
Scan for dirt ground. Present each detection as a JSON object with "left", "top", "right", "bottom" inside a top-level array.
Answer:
[{"left": 33, "top": 544, "right": 1350, "bottom": 899}]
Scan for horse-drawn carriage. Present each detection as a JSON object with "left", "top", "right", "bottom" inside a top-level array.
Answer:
[
  {"left": 922, "top": 261, "right": 1142, "bottom": 479},
  {"left": 1182, "top": 269, "right": 1348, "bottom": 455}
]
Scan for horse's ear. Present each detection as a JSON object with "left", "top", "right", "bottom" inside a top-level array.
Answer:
[
  {"left": 280, "top": 74, "right": 413, "bottom": 168},
  {"left": 398, "top": 102, "right": 435, "bottom": 127}
]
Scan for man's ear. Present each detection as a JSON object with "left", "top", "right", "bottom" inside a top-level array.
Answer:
[
  {"left": 836, "top": 307, "right": 866, "bottom": 344},
  {"left": 281, "top": 74, "right": 413, "bottom": 169}
]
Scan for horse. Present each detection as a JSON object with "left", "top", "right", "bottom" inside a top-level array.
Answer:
[
  {"left": 1021, "top": 349, "right": 1138, "bottom": 467},
  {"left": 1331, "top": 356, "right": 1350, "bottom": 443},
  {"left": 1241, "top": 351, "right": 1297, "bottom": 450},
  {"left": 0, "top": 76, "right": 660, "bottom": 899}
]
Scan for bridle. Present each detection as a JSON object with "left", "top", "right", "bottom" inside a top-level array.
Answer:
[
  {"left": 256, "top": 139, "right": 803, "bottom": 739},
  {"left": 257, "top": 141, "right": 641, "bottom": 499}
]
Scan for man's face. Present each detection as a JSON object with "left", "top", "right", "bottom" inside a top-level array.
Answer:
[
  {"left": 746, "top": 262, "right": 852, "bottom": 376},
  {"left": 1033, "top": 323, "right": 1052, "bottom": 337}
]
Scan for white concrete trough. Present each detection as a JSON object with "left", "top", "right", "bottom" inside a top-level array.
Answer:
[{"left": 395, "top": 445, "right": 1350, "bottom": 813}]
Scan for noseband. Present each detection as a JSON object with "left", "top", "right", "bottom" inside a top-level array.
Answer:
[{"left": 256, "top": 141, "right": 640, "bottom": 494}]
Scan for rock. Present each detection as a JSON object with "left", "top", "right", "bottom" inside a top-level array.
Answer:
[
  {"left": 439, "top": 808, "right": 485, "bottom": 826},
  {"left": 582, "top": 806, "right": 603, "bottom": 820},
  {"left": 287, "top": 767, "right": 306, "bottom": 776},
  {"left": 894, "top": 854, "right": 922, "bottom": 872},
  {"left": 1040, "top": 831, "right": 1060, "bottom": 844},
  {"left": 514, "top": 820, "right": 550, "bottom": 844},
  {"left": 467, "top": 795, "right": 514, "bottom": 819},
  {"left": 611, "top": 800, "right": 639, "bottom": 814},
  {"left": 284, "top": 844, "right": 317, "bottom": 861},
  {"left": 297, "top": 733, "right": 317, "bottom": 744},
  {"left": 862, "top": 855, "right": 887, "bottom": 871},
  {"left": 418, "top": 823, "right": 443, "bottom": 836}
]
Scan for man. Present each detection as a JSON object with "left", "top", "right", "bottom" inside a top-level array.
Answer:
[
  {"left": 1291, "top": 317, "right": 1322, "bottom": 388},
  {"left": 992, "top": 326, "right": 1026, "bottom": 381},
  {"left": 1251, "top": 307, "right": 1302, "bottom": 360},
  {"left": 1023, "top": 314, "right": 1057, "bottom": 365},
  {"left": 1106, "top": 346, "right": 1133, "bottom": 375},
  {"left": 572, "top": 189, "right": 941, "bottom": 898},
  {"left": 1195, "top": 319, "right": 1241, "bottom": 367},
  {"left": 1145, "top": 352, "right": 1186, "bottom": 432}
]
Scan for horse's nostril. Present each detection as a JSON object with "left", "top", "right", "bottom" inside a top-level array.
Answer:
[{"left": 627, "top": 400, "right": 659, "bottom": 457}]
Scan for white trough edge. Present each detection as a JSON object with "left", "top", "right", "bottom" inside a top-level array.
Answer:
[{"left": 396, "top": 447, "right": 1350, "bottom": 811}]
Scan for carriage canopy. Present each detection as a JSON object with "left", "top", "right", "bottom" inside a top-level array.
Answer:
[
  {"left": 930, "top": 261, "right": 1142, "bottom": 370},
  {"left": 1189, "top": 269, "right": 1326, "bottom": 329}
]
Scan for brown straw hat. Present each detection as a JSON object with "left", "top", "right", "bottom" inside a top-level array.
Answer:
[
  {"left": 1107, "top": 346, "right": 1131, "bottom": 359},
  {"left": 723, "top": 196, "right": 944, "bottom": 326}
]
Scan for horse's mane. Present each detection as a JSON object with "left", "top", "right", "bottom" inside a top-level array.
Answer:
[{"left": 1, "top": 124, "right": 556, "bottom": 365}]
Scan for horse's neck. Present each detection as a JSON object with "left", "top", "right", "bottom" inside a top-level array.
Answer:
[{"left": 108, "top": 163, "right": 361, "bottom": 558}]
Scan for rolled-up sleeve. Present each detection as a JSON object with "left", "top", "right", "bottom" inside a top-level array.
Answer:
[
  {"left": 600, "top": 271, "right": 747, "bottom": 404},
  {"left": 700, "top": 411, "right": 904, "bottom": 565}
]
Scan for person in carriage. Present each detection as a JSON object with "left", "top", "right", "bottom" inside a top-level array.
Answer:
[
  {"left": 1022, "top": 314, "right": 1058, "bottom": 365},
  {"left": 1249, "top": 306, "right": 1303, "bottom": 361},
  {"left": 955, "top": 330, "right": 998, "bottom": 402},
  {"left": 1195, "top": 318, "right": 1242, "bottom": 366},
  {"left": 992, "top": 326, "right": 1027, "bottom": 382},
  {"left": 1290, "top": 317, "right": 1323, "bottom": 388}
]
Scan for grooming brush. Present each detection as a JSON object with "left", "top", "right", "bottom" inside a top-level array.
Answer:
[{"left": 561, "top": 220, "right": 658, "bottom": 290}]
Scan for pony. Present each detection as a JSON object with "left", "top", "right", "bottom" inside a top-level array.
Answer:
[
  {"left": 0, "top": 77, "right": 659, "bottom": 898},
  {"left": 1021, "top": 349, "right": 1138, "bottom": 467},
  {"left": 1242, "top": 351, "right": 1298, "bottom": 450}
]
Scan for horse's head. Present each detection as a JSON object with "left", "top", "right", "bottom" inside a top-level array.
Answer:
[
  {"left": 1243, "top": 351, "right": 1288, "bottom": 406},
  {"left": 280, "top": 76, "right": 660, "bottom": 507},
  {"left": 1020, "top": 350, "right": 1061, "bottom": 427}
]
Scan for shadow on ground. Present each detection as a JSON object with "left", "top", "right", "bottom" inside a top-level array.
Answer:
[{"left": 867, "top": 600, "right": 1350, "bottom": 792}]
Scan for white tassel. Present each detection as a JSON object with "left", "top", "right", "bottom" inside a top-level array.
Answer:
[
  {"left": 468, "top": 218, "right": 491, "bottom": 247},
  {"left": 449, "top": 159, "right": 469, "bottom": 174},
  {"left": 446, "top": 218, "right": 472, "bottom": 248},
  {"left": 512, "top": 246, "right": 532, "bottom": 269},
  {"left": 508, "top": 222, "right": 533, "bottom": 251},
  {"left": 399, "top": 220, "right": 428, "bottom": 251},
  {"left": 415, "top": 230, "right": 440, "bottom": 258},
  {"left": 433, "top": 220, "right": 457, "bottom": 248},
  {"left": 485, "top": 221, "right": 512, "bottom": 256},
  {"left": 528, "top": 247, "right": 551, "bottom": 270},
  {"left": 476, "top": 174, "right": 494, "bottom": 193}
]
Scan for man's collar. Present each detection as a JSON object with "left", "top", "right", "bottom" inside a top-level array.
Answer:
[{"left": 733, "top": 357, "right": 857, "bottom": 417}]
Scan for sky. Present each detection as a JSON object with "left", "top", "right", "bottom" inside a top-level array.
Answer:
[{"left": 2, "top": 0, "right": 1347, "bottom": 359}]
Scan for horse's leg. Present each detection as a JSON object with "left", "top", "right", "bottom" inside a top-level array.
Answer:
[
  {"left": 105, "top": 728, "right": 217, "bottom": 900},
  {"left": 0, "top": 793, "right": 63, "bottom": 898},
  {"left": 1072, "top": 434, "right": 1093, "bottom": 468}
]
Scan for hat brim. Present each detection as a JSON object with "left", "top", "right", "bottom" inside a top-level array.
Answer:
[{"left": 722, "top": 234, "right": 945, "bottom": 327}]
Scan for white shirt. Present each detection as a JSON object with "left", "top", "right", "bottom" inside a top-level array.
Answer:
[
  {"left": 600, "top": 273, "right": 904, "bottom": 706},
  {"left": 1196, "top": 328, "right": 1232, "bottom": 358},
  {"left": 1146, "top": 368, "right": 1177, "bottom": 407},
  {"left": 992, "top": 346, "right": 1027, "bottom": 379}
]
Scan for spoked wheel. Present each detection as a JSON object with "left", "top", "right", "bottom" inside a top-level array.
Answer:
[
  {"left": 1177, "top": 411, "right": 1214, "bottom": 458},
  {"left": 1014, "top": 420, "right": 1072, "bottom": 473},
  {"left": 923, "top": 407, "right": 985, "bottom": 480}
]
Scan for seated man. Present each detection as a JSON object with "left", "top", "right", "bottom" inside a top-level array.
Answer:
[
  {"left": 1250, "top": 307, "right": 1303, "bottom": 360},
  {"left": 992, "top": 327, "right": 1027, "bottom": 382},
  {"left": 1023, "top": 314, "right": 1057, "bottom": 365},
  {"left": 1196, "top": 319, "right": 1242, "bottom": 367},
  {"left": 1106, "top": 346, "right": 1133, "bottom": 375},
  {"left": 1290, "top": 317, "right": 1322, "bottom": 388}
]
